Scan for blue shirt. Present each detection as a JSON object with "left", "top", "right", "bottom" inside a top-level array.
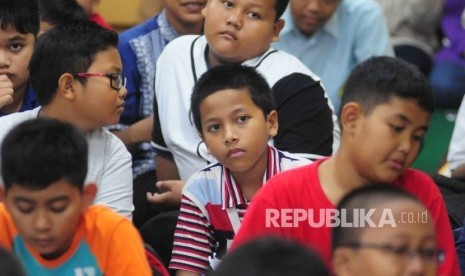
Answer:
[
  {"left": 274, "top": 0, "right": 393, "bottom": 111},
  {"left": 114, "top": 10, "right": 179, "bottom": 177},
  {"left": 0, "top": 84, "right": 38, "bottom": 117}
]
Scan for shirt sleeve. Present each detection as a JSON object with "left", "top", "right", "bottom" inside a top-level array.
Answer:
[
  {"left": 272, "top": 73, "right": 334, "bottom": 157},
  {"left": 102, "top": 218, "right": 152, "bottom": 275},
  {"left": 170, "top": 195, "right": 215, "bottom": 274},
  {"left": 94, "top": 136, "right": 134, "bottom": 219},
  {"left": 448, "top": 96, "right": 465, "bottom": 170}
]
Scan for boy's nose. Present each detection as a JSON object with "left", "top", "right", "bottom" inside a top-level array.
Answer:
[
  {"left": 119, "top": 86, "right": 127, "bottom": 99},
  {"left": 33, "top": 212, "right": 52, "bottom": 232},
  {"left": 223, "top": 126, "right": 238, "bottom": 144},
  {"left": 226, "top": 10, "right": 242, "bottom": 29}
]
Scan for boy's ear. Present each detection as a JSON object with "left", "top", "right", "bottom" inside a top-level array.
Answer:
[
  {"left": 81, "top": 183, "right": 97, "bottom": 210},
  {"left": 271, "top": 19, "right": 285, "bottom": 42},
  {"left": 332, "top": 248, "right": 355, "bottom": 276},
  {"left": 58, "top": 73, "right": 77, "bottom": 102},
  {"left": 340, "top": 102, "right": 362, "bottom": 135},
  {"left": 267, "top": 110, "right": 279, "bottom": 137}
]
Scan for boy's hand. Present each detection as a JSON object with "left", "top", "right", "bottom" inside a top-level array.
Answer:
[
  {"left": 147, "top": 180, "right": 185, "bottom": 209},
  {"left": 0, "top": 75, "right": 14, "bottom": 109}
]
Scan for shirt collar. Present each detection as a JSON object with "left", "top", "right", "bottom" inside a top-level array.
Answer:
[
  {"left": 158, "top": 10, "right": 180, "bottom": 42},
  {"left": 221, "top": 146, "right": 282, "bottom": 209}
]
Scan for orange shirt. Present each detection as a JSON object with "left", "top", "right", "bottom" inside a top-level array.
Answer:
[{"left": 0, "top": 204, "right": 151, "bottom": 275}]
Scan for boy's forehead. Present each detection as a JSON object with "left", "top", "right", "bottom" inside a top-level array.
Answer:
[{"left": 5, "top": 180, "right": 81, "bottom": 202}]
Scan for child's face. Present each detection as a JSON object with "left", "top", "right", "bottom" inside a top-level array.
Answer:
[
  {"left": 335, "top": 200, "right": 438, "bottom": 276},
  {"left": 202, "top": 0, "right": 284, "bottom": 66},
  {"left": 289, "top": 0, "right": 340, "bottom": 36},
  {"left": 164, "top": 0, "right": 206, "bottom": 32},
  {"left": 3, "top": 180, "right": 93, "bottom": 259},
  {"left": 73, "top": 47, "right": 127, "bottom": 131},
  {"left": 199, "top": 88, "right": 278, "bottom": 176},
  {"left": 0, "top": 26, "right": 35, "bottom": 95},
  {"left": 344, "top": 97, "right": 430, "bottom": 184}
]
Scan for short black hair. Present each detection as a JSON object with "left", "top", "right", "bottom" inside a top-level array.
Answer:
[
  {"left": 1, "top": 118, "right": 88, "bottom": 191},
  {"left": 210, "top": 236, "right": 328, "bottom": 276},
  {"left": 332, "top": 184, "right": 422, "bottom": 252},
  {"left": 38, "top": 0, "right": 88, "bottom": 27},
  {"left": 275, "top": 0, "right": 289, "bottom": 20},
  {"left": 0, "top": 0, "right": 39, "bottom": 36},
  {"left": 191, "top": 64, "right": 276, "bottom": 134},
  {"left": 339, "top": 56, "right": 434, "bottom": 121},
  {"left": 28, "top": 20, "right": 118, "bottom": 106}
]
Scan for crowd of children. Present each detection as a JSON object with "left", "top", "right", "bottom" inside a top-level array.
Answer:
[{"left": 0, "top": 0, "right": 464, "bottom": 275}]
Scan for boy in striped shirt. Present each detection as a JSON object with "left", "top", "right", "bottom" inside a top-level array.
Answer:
[{"left": 169, "top": 65, "right": 311, "bottom": 275}]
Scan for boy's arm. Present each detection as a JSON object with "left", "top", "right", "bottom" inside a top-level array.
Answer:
[
  {"left": 111, "top": 116, "right": 153, "bottom": 147},
  {"left": 94, "top": 135, "right": 134, "bottom": 219},
  {"left": 272, "top": 73, "right": 333, "bottom": 157},
  {"left": 170, "top": 195, "right": 215, "bottom": 275}
]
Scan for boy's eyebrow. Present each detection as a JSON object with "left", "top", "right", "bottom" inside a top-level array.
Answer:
[
  {"left": 12, "top": 195, "right": 70, "bottom": 205},
  {"left": 8, "top": 35, "right": 28, "bottom": 41},
  {"left": 394, "top": 114, "right": 428, "bottom": 131}
]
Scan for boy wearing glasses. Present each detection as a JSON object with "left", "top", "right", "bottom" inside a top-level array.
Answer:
[
  {"left": 0, "top": 21, "right": 134, "bottom": 219},
  {"left": 332, "top": 185, "right": 443, "bottom": 276},
  {"left": 232, "top": 57, "right": 460, "bottom": 275}
]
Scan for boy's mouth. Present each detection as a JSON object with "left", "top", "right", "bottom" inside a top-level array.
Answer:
[
  {"left": 220, "top": 30, "right": 237, "bottom": 40},
  {"left": 182, "top": 1, "right": 205, "bottom": 12}
]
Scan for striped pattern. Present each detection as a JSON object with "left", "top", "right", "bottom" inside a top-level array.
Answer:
[{"left": 170, "top": 146, "right": 311, "bottom": 274}]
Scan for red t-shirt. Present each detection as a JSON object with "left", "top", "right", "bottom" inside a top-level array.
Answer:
[{"left": 232, "top": 159, "right": 460, "bottom": 276}]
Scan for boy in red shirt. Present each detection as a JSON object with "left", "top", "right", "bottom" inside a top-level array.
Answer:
[{"left": 232, "top": 56, "right": 460, "bottom": 275}]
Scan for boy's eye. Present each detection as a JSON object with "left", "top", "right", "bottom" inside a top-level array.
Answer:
[
  {"left": 247, "top": 12, "right": 260, "bottom": 19},
  {"left": 223, "top": 1, "right": 233, "bottom": 8},
  {"left": 389, "top": 124, "right": 405, "bottom": 133},
  {"left": 207, "top": 124, "right": 220, "bottom": 132},
  {"left": 413, "top": 134, "right": 425, "bottom": 142},
  {"left": 16, "top": 204, "right": 34, "bottom": 214},
  {"left": 237, "top": 116, "right": 249, "bottom": 123},
  {"left": 10, "top": 43, "right": 23, "bottom": 52},
  {"left": 49, "top": 202, "right": 68, "bottom": 213}
]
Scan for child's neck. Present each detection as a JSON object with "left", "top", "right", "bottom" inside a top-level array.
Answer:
[
  {"left": 318, "top": 153, "right": 368, "bottom": 205},
  {"left": 231, "top": 169, "right": 265, "bottom": 202}
]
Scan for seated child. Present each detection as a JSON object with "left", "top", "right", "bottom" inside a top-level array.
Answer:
[
  {"left": 0, "top": 21, "right": 133, "bottom": 218},
  {"left": 169, "top": 64, "right": 311, "bottom": 275},
  {"left": 210, "top": 236, "right": 328, "bottom": 276},
  {"left": 0, "top": 118, "right": 151, "bottom": 275},
  {"left": 332, "top": 184, "right": 443, "bottom": 276},
  {"left": 231, "top": 56, "right": 460, "bottom": 275},
  {"left": 0, "top": 0, "right": 39, "bottom": 116},
  {"left": 38, "top": 0, "right": 88, "bottom": 35},
  {"left": 150, "top": 0, "right": 337, "bottom": 186}
]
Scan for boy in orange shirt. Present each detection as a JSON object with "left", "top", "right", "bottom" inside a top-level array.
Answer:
[{"left": 0, "top": 118, "right": 151, "bottom": 275}]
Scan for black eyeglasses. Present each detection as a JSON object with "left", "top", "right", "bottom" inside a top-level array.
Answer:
[
  {"left": 341, "top": 242, "right": 445, "bottom": 264},
  {"left": 74, "top": 72, "right": 127, "bottom": 90}
]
